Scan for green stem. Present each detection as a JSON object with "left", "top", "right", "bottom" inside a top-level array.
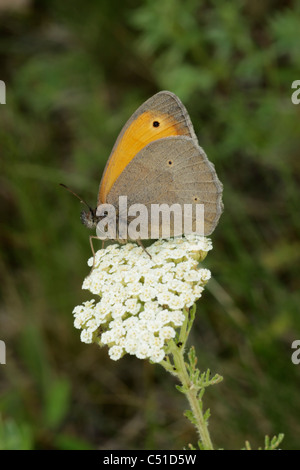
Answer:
[{"left": 169, "top": 340, "right": 214, "bottom": 450}]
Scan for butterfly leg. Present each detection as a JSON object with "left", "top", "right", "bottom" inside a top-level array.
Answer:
[
  {"left": 89, "top": 235, "right": 105, "bottom": 270},
  {"left": 136, "top": 239, "right": 152, "bottom": 259}
]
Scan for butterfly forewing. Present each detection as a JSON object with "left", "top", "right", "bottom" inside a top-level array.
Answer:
[{"left": 98, "top": 91, "right": 198, "bottom": 205}]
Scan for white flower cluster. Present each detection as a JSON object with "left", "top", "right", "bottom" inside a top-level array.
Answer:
[{"left": 73, "top": 235, "right": 212, "bottom": 363}]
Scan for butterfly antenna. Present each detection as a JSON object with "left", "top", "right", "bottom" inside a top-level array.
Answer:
[{"left": 59, "top": 183, "right": 93, "bottom": 212}]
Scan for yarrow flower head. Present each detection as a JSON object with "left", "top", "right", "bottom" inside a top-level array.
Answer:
[{"left": 72, "top": 235, "right": 212, "bottom": 363}]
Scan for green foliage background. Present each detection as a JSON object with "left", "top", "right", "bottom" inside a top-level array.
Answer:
[{"left": 0, "top": 0, "right": 300, "bottom": 450}]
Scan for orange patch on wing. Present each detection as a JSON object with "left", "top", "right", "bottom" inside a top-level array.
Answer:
[{"left": 98, "top": 111, "right": 189, "bottom": 204}]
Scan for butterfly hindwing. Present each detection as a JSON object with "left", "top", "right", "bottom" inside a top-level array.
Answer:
[{"left": 107, "top": 136, "right": 223, "bottom": 237}]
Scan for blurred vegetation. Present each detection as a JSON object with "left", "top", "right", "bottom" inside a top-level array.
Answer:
[{"left": 0, "top": 0, "right": 300, "bottom": 450}]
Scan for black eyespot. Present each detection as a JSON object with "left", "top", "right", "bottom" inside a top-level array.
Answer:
[
  {"left": 168, "top": 160, "right": 173, "bottom": 166},
  {"left": 153, "top": 121, "right": 160, "bottom": 127},
  {"left": 103, "top": 210, "right": 108, "bottom": 216}
]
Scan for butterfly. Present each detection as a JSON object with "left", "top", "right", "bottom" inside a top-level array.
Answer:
[{"left": 61, "top": 91, "right": 223, "bottom": 261}]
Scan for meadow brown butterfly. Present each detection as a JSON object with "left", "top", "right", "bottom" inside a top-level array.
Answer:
[{"left": 62, "top": 91, "right": 223, "bottom": 255}]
